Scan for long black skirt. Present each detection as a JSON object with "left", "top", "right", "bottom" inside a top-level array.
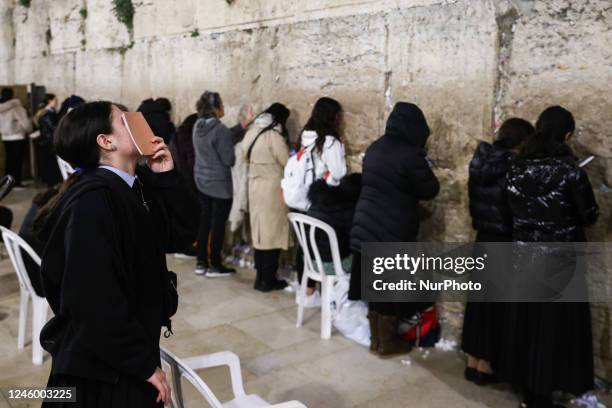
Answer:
[
  {"left": 497, "top": 302, "right": 594, "bottom": 396},
  {"left": 461, "top": 302, "right": 506, "bottom": 364},
  {"left": 41, "top": 373, "right": 162, "bottom": 408}
]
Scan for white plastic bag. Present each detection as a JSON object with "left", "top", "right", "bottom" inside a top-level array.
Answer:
[{"left": 330, "top": 278, "right": 371, "bottom": 347}]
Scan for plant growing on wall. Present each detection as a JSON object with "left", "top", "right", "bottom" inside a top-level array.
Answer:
[
  {"left": 113, "top": 0, "right": 135, "bottom": 32},
  {"left": 18, "top": 0, "right": 31, "bottom": 8}
]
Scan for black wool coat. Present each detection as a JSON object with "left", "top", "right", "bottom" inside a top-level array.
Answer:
[
  {"left": 350, "top": 103, "right": 439, "bottom": 252},
  {"left": 38, "top": 167, "right": 199, "bottom": 383}
]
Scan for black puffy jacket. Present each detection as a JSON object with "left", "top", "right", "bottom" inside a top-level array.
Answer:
[
  {"left": 468, "top": 141, "right": 514, "bottom": 240},
  {"left": 506, "top": 144, "right": 599, "bottom": 242},
  {"left": 307, "top": 175, "right": 361, "bottom": 261},
  {"left": 351, "top": 103, "right": 439, "bottom": 251}
]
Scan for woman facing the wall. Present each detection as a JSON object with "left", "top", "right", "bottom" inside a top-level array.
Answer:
[
  {"left": 193, "top": 91, "right": 237, "bottom": 277},
  {"left": 295, "top": 97, "right": 348, "bottom": 306},
  {"left": 350, "top": 102, "right": 439, "bottom": 356},
  {"left": 242, "top": 103, "right": 292, "bottom": 292},
  {"left": 500, "top": 106, "right": 599, "bottom": 408},
  {"left": 461, "top": 118, "right": 534, "bottom": 385}
]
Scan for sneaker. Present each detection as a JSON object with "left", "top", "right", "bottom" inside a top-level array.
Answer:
[
  {"left": 206, "top": 265, "right": 236, "bottom": 278},
  {"left": 296, "top": 291, "right": 321, "bottom": 308},
  {"left": 195, "top": 263, "right": 208, "bottom": 275}
]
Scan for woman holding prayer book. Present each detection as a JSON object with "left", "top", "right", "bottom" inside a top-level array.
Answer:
[{"left": 35, "top": 101, "right": 199, "bottom": 408}]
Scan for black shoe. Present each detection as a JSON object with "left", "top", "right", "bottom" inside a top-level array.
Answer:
[
  {"left": 211, "top": 263, "right": 236, "bottom": 273},
  {"left": 474, "top": 371, "right": 499, "bottom": 386},
  {"left": 464, "top": 367, "right": 478, "bottom": 383},
  {"left": 206, "top": 265, "right": 236, "bottom": 278},
  {"left": 255, "top": 279, "right": 288, "bottom": 292}
]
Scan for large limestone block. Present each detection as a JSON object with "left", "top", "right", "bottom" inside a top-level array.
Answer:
[
  {"left": 0, "top": 0, "right": 15, "bottom": 62},
  {"left": 499, "top": 0, "right": 612, "bottom": 171},
  {"left": 75, "top": 49, "right": 123, "bottom": 101},
  {"left": 194, "top": 0, "right": 297, "bottom": 32},
  {"left": 12, "top": 0, "right": 49, "bottom": 60},
  {"left": 133, "top": 0, "right": 196, "bottom": 39},
  {"left": 84, "top": 0, "right": 130, "bottom": 50},
  {"left": 48, "top": 0, "right": 84, "bottom": 53}
]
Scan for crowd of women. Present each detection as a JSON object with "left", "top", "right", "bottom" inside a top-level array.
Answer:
[
  {"left": 0, "top": 85, "right": 600, "bottom": 408},
  {"left": 180, "top": 92, "right": 599, "bottom": 408}
]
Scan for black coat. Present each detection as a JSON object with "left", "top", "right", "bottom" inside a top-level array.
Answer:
[
  {"left": 38, "top": 167, "right": 199, "bottom": 383},
  {"left": 36, "top": 109, "right": 62, "bottom": 186},
  {"left": 351, "top": 103, "right": 439, "bottom": 252},
  {"left": 306, "top": 175, "right": 361, "bottom": 262},
  {"left": 506, "top": 143, "right": 599, "bottom": 242},
  {"left": 138, "top": 100, "right": 176, "bottom": 144},
  {"left": 38, "top": 109, "right": 59, "bottom": 146},
  {"left": 468, "top": 141, "right": 514, "bottom": 240}
]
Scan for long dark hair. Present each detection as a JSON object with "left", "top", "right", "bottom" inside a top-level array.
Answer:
[
  {"left": 43, "top": 93, "right": 56, "bottom": 106},
  {"left": 257, "top": 103, "right": 290, "bottom": 139},
  {"left": 35, "top": 101, "right": 113, "bottom": 231},
  {"left": 301, "top": 97, "right": 342, "bottom": 153},
  {"left": 196, "top": 91, "right": 222, "bottom": 118},
  {"left": 521, "top": 106, "right": 575, "bottom": 158},
  {"left": 495, "top": 118, "right": 534, "bottom": 150}
]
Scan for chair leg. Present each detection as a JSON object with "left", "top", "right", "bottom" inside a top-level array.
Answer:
[
  {"left": 296, "top": 272, "right": 308, "bottom": 328},
  {"left": 31, "top": 299, "right": 48, "bottom": 366},
  {"left": 320, "top": 277, "right": 332, "bottom": 340},
  {"left": 17, "top": 291, "right": 29, "bottom": 350}
]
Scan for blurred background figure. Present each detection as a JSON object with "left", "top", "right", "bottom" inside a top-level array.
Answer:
[
  {"left": 138, "top": 98, "right": 176, "bottom": 144},
  {"left": 0, "top": 88, "right": 32, "bottom": 188},
  {"left": 35, "top": 93, "right": 62, "bottom": 187}
]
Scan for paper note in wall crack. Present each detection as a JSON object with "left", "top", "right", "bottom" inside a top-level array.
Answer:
[{"left": 122, "top": 112, "right": 156, "bottom": 156}]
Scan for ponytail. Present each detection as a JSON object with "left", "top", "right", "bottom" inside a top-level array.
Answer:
[
  {"left": 520, "top": 106, "right": 575, "bottom": 159},
  {"left": 33, "top": 101, "right": 113, "bottom": 234}
]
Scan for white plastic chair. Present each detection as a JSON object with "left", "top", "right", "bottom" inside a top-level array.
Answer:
[
  {"left": 56, "top": 156, "right": 75, "bottom": 180},
  {"left": 160, "top": 347, "right": 306, "bottom": 408},
  {"left": 0, "top": 226, "right": 48, "bottom": 365},
  {"left": 288, "top": 213, "right": 349, "bottom": 340}
]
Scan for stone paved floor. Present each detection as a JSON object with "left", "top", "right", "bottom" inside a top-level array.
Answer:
[{"left": 0, "top": 187, "right": 606, "bottom": 408}]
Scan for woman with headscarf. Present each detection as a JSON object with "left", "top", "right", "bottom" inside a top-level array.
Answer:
[{"left": 350, "top": 102, "right": 439, "bottom": 356}]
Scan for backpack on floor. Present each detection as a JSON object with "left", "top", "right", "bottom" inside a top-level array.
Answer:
[
  {"left": 399, "top": 305, "right": 440, "bottom": 348},
  {"left": 281, "top": 146, "right": 316, "bottom": 211}
]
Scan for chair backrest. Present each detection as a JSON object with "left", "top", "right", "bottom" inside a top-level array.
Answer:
[
  {"left": 0, "top": 226, "right": 41, "bottom": 298},
  {"left": 56, "top": 156, "right": 75, "bottom": 181},
  {"left": 288, "top": 212, "right": 347, "bottom": 280},
  {"left": 160, "top": 346, "right": 224, "bottom": 408}
]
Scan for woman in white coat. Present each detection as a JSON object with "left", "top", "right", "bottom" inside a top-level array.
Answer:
[{"left": 297, "top": 97, "right": 348, "bottom": 305}]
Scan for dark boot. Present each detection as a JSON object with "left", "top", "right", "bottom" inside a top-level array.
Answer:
[
  {"left": 377, "top": 314, "right": 412, "bottom": 356},
  {"left": 367, "top": 311, "right": 379, "bottom": 352}
]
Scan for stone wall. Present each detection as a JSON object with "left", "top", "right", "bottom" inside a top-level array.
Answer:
[{"left": 1, "top": 0, "right": 611, "bottom": 379}]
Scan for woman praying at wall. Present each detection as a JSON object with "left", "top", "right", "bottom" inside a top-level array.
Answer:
[
  {"left": 499, "top": 106, "right": 599, "bottom": 408},
  {"left": 241, "top": 103, "right": 292, "bottom": 292},
  {"left": 461, "top": 118, "right": 534, "bottom": 386}
]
